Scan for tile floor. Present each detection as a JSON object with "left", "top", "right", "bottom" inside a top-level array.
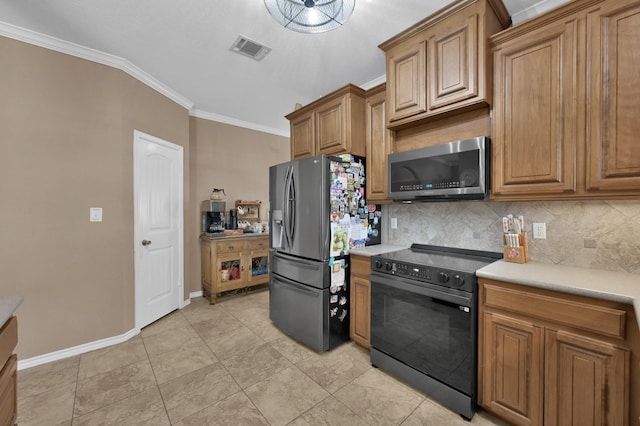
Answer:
[{"left": 16, "top": 289, "right": 510, "bottom": 425}]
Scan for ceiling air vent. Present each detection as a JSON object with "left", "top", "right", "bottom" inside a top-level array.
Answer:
[{"left": 231, "top": 36, "right": 271, "bottom": 61}]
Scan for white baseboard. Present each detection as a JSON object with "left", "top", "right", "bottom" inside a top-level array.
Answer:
[
  {"left": 18, "top": 328, "right": 140, "bottom": 371},
  {"left": 19, "top": 296, "right": 198, "bottom": 371}
]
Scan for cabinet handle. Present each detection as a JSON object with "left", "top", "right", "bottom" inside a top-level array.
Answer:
[{"left": 141, "top": 240, "right": 152, "bottom": 246}]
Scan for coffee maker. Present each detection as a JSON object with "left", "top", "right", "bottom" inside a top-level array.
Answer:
[{"left": 201, "top": 200, "right": 226, "bottom": 235}]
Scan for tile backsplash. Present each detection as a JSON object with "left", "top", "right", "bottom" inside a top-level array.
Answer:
[{"left": 384, "top": 200, "right": 640, "bottom": 274}]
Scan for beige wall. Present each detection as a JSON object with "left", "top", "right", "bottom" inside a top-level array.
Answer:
[
  {"left": 188, "top": 117, "right": 290, "bottom": 293},
  {"left": 0, "top": 37, "right": 191, "bottom": 359}
]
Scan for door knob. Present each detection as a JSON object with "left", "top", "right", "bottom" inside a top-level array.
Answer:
[{"left": 142, "top": 240, "right": 152, "bottom": 246}]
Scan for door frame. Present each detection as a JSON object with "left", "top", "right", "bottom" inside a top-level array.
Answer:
[{"left": 133, "top": 129, "right": 185, "bottom": 331}]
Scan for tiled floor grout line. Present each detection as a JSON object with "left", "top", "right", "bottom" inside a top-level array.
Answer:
[
  {"left": 18, "top": 291, "right": 507, "bottom": 426},
  {"left": 138, "top": 327, "right": 171, "bottom": 425}
]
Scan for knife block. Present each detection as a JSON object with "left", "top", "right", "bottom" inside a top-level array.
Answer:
[{"left": 503, "top": 232, "right": 528, "bottom": 263}]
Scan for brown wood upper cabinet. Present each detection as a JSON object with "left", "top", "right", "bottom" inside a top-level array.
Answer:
[
  {"left": 365, "top": 84, "right": 393, "bottom": 203},
  {"left": 491, "top": 0, "right": 640, "bottom": 199},
  {"left": 379, "top": 0, "right": 510, "bottom": 130},
  {"left": 286, "top": 84, "right": 366, "bottom": 159},
  {"left": 587, "top": 0, "right": 640, "bottom": 192}
]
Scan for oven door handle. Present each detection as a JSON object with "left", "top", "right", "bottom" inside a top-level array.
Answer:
[{"left": 369, "top": 272, "right": 472, "bottom": 307}]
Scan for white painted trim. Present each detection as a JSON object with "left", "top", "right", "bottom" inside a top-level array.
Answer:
[
  {"left": 0, "top": 20, "right": 194, "bottom": 110},
  {"left": 17, "top": 292, "right": 205, "bottom": 371},
  {"left": 18, "top": 328, "right": 140, "bottom": 370},
  {"left": 0, "top": 20, "right": 294, "bottom": 137},
  {"left": 510, "top": 0, "right": 572, "bottom": 25},
  {"left": 189, "top": 109, "right": 290, "bottom": 138},
  {"left": 133, "top": 130, "right": 185, "bottom": 330},
  {"left": 360, "top": 74, "right": 386, "bottom": 90}
]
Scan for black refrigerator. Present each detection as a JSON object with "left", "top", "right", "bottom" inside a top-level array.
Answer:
[{"left": 268, "top": 154, "right": 380, "bottom": 351}]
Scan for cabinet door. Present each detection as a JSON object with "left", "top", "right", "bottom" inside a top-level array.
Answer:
[
  {"left": 492, "top": 19, "right": 578, "bottom": 197},
  {"left": 290, "top": 110, "right": 314, "bottom": 159},
  {"left": 350, "top": 275, "right": 371, "bottom": 349},
  {"left": 428, "top": 14, "right": 478, "bottom": 110},
  {"left": 216, "top": 252, "right": 245, "bottom": 292},
  {"left": 247, "top": 249, "right": 270, "bottom": 286},
  {"left": 315, "top": 95, "right": 346, "bottom": 155},
  {"left": 365, "top": 87, "right": 392, "bottom": 202},
  {"left": 386, "top": 41, "right": 427, "bottom": 122},
  {"left": 0, "top": 354, "right": 17, "bottom": 426},
  {"left": 482, "top": 312, "right": 544, "bottom": 426},
  {"left": 587, "top": 2, "right": 640, "bottom": 192},
  {"left": 545, "top": 329, "right": 629, "bottom": 426}
]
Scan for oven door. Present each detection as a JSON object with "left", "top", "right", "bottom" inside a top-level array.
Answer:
[{"left": 369, "top": 271, "right": 476, "bottom": 396}]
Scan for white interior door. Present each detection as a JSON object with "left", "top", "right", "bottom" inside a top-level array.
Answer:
[{"left": 134, "top": 130, "right": 184, "bottom": 330}]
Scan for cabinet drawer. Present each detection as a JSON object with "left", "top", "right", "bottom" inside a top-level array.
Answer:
[
  {"left": 0, "top": 317, "right": 17, "bottom": 368},
  {"left": 0, "top": 354, "right": 17, "bottom": 426},
  {"left": 246, "top": 238, "right": 269, "bottom": 251},
  {"left": 351, "top": 255, "right": 371, "bottom": 277},
  {"left": 216, "top": 241, "right": 242, "bottom": 254},
  {"left": 482, "top": 283, "right": 626, "bottom": 339}
]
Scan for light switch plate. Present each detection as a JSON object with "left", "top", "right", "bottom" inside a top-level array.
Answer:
[
  {"left": 390, "top": 217, "right": 398, "bottom": 229},
  {"left": 90, "top": 207, "right": 103, "bottom": 222}
]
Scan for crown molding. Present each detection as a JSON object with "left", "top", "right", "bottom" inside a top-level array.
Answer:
[
  {"left": 0, "top": 20, "right": 194, "bottom": 110},
  {"left": 190, "top": 109, "right": 290, "bottom": 138},
  {"left": 360, "top": 74, "right": 386, "bottom": 90},
  {"left": 510, "top": 0, "right": 571, "bottom": 25}
]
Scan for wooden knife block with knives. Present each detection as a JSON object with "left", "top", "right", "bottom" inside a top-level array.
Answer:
[
  {"left": 502, "top": 215, "right": 528, "bottom": 263},
  {"left": 504, "top": 232, "right": 528, "bottom": 263}
]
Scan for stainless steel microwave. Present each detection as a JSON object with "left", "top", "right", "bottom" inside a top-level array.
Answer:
[{"left": 388, "top": 136, "right": 489, "bottom": 201}]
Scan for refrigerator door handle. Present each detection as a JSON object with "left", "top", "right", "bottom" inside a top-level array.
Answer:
[
  {"left": 272, "top": 276, "right": 320, "bottom": 297},
  {"left": 283, "top": 165, "right": 292, "bottom": 248},
  {"left": 285, "top": 165, "right": 295, "bottom": 248},
  {"left": 289, "top": 167, "right": 296, "bottom": 244}
]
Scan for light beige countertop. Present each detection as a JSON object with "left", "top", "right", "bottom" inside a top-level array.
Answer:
[
  {"left": 0, "top": 295, "right": 23, "bottom": 328},
  {"left": 477, "top": 260, "right": 640, "bottom": 330},
  {"left": 200, "top": 232, "right": 269, "bottom": 240},
  {"left": 350, "top": 244, "right": 407, "bottom": 257}
]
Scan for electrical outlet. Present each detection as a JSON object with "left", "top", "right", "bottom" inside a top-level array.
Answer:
[
  {"left": 90, "top": 207, "right": 103, "bottom": 222},
  {"left": 390, "top": 217, "right": 398, "bottom": 229},
  {"left": 532, "top": 222, "right": 546, "bottom": 239}
]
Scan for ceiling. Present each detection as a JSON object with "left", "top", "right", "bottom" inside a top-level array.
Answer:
[{"left": 0, "top": 0, "right": 546, "bottom": 136}]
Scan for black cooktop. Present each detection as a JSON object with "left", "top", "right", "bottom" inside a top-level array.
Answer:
[{"left": 378, "top": 244, "right": 502, "bottom": 274}]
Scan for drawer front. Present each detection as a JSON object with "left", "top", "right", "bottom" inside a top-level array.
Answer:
[
  {"left": 246, "top": 237, "right": 269, "bottom": 251},
  {"left": 0, "top": 354, "right": 17, "bottom": 426},
  {"left": 216, "top": 241, "right": 242, "bottom": 254},
  {"left": 482, "top": 283, "right": 626, "bottom": 339},
  {"left": 351, "top": 255, "right": 371, "bottom": 277},
  {"left": 0, "top": 317, "right": 17, "bottom": 367}
]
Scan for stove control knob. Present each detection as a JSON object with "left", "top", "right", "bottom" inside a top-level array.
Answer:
[
  {"left": 385, "top": 262, "right": 393, "bottom": 271},
  {"left": 453, "top": 274, "right": 465, "bottom": 287},
  {"left": 438, "top": 272, "right": 450, "bottom": 283},
  {"left": 375, "top": 260, "right": 383, "bottom": 270}
]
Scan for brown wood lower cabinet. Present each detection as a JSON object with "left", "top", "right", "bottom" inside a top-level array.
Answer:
[
  {"left": 0, "top": 317, "right": 18, "bottom": 426},
  {"left": 200, "top": 235, "right": 270, "bottom": 304},
  {"left": 478, "top": 278, "right": 638, "bottom": 426},
  {"left": 350, "top": 255, "right": 371, "bottom": 349}
]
